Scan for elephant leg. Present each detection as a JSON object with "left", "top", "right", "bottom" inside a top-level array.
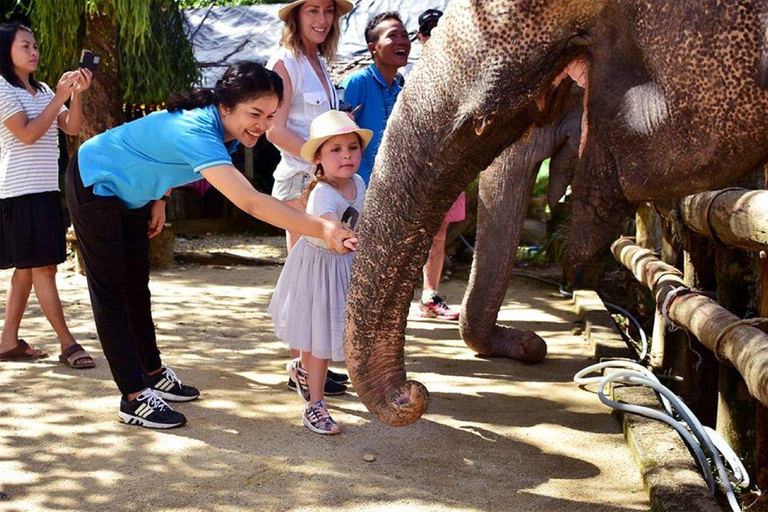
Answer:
[{"left": 459, "top": 146, "right": 547, "bottom": 363}]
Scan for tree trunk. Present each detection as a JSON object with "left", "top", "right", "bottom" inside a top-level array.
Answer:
[{"left": 76, "top": 8, "right": 122, "bottom": 150}]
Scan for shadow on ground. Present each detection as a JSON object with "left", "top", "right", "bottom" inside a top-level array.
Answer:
[{"left": 0, "top": 254, "right": 649, "bottom": 512}]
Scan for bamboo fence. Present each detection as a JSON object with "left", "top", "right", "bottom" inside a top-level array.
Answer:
[{"left": 611, "top": 237, "right": 768, "bottom": 409}]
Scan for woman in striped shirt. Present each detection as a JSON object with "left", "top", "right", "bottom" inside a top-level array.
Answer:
[{"left": 0, "top": 22, "right": 94, "bottom": 368}]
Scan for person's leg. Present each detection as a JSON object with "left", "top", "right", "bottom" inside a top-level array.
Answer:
[
  {"left": 422, "top": 219, "right": 450, "bottom": 296},
  {"left": 29, "top": 265, "right": 78, "bottom": 349},
  {"left": 0, "top": 268, "right": 37, "bottom": 353},
  {"left": 419, "top": 220, "right": 459, "bottom": 320},
  {"left": 300, "top": 351, "right": 340, "bottom": 434},
  {"left": 65, "top": 156, "right": 146, "bottom": 399},
  {"left": 121, "top": 205, "right": 161, "bottom": 375},
  {"left": 301, "top": 352, "right": 329, "bottom": 404}
]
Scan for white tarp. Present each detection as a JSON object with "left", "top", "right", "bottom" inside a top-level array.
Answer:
[{"left": 184, "top": 0, "right": 452, "bottom": 87}]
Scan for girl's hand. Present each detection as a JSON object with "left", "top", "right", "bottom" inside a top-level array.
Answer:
[
  {"left": 54, "top": 71, "right": 79, "bottom": 102},
  {"left": 147, "top": 200, "right": 167, "bottom": 238},
  {"left": 72, "top": 68, "right": 93, "bottom": 94},
  {"left": 323, "top": 220, "right": 357, "bottom": 253}
]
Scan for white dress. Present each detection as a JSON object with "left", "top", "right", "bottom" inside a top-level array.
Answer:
[{"left": 268, "top": 175, "right": 366, "bottom": 361}]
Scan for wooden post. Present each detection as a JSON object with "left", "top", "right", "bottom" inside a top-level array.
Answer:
[
  {"left": 611, "top": 238, "right": 768, "bottom": 409},
  {"left": 635, "top": 202, "right": 662, "bottom": 251},
  {"left": 755, "top": 250, "right": 768, "bottom": 511},
  {"left": 714, "top": 170, "right": 762, "bottom": 481},
  {"left": 756, "top": 161, "right": 768, "bottom": 510},
  {"left": 244, "top": 146, "right": 255, "bottom": 182},
  {"left": 676, "top": 232, "right": 719, "bottom": 427},
  {"left": 649, "top": 221, "right": 680, "bottom": 370}
]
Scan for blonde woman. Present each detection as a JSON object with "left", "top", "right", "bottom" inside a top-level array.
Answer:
[
  {"left": 267, "top": 0, "right": 351, "bottom": 250},
  {"left": 267, "top": 0, "right": 353, "bottom": 395}
]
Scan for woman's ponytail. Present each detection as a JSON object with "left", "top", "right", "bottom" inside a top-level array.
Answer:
[{"left": 166, "top": 88, "right": 216, "bottom": 112}]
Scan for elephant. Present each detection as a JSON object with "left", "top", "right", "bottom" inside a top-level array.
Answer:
[
  {"left": 343, "top": 0, "right": 768, "bottom": 427},
  {"left": 461, "top": 86, "right": 582, "bottom": 362}
]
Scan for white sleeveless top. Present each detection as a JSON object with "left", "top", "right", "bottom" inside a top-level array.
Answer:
[{"left": 267, "top": 47, "right": 338, "bottom": 181}]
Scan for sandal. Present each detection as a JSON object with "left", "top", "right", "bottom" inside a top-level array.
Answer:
[
  {"left": 59, "top": 343, "right": 95, "bottom": 369},
  {"left": 0, "top": 339, "right": 48, "bottom": 361}
]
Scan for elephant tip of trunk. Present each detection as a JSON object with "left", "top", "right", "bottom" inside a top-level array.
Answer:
[
  {"left": 522, "top": 334, "right": 547, "bottom": 363},
  {"left": 376, "top": 380, "right": 430, "bottom": 427}
]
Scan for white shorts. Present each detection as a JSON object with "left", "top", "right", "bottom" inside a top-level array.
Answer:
[{"left": 272, "top": 172, "right": 310, "bottom": 202}]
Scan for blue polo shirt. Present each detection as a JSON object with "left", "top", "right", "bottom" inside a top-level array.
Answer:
[
  {"left": 78, "top": 104, "right": 239, "bottom": 209},
  {"left": 340, "top": 64, "right": 402, "bottom": 185}
]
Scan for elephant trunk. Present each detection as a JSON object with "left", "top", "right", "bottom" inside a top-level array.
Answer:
[
  {"left": 344, "top": 0, "right": 597, "bottom": 425},
  {"left": 343, "top": 97, "right": 515, "bottom": 424}
]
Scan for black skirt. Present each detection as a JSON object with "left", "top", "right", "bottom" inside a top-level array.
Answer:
[{"left": 0, "top": 191, "right": 66, "bottom": 269}]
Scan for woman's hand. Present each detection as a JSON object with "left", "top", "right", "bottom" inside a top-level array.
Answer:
[
  {"left": 54, "top": 71, "right": 79, "bottom": 102},
  {"left": 72, "top": 68, "right": 93, "bottom": 94},
  {"left": 322, "top": 219, "right": 358, "bottom": 253},
  {"left": 147, "top": 200, "right": 166, "bottom": 238}
]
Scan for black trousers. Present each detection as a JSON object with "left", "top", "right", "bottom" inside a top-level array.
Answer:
[{"left": 65, "top": 153, "right": 161, "bottom": 395}]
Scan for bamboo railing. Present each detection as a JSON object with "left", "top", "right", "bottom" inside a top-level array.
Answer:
[
  {"left": 611, "top": 238, "right": 768, "bottom": 410},
  {"left": 656, "top": 188, "right": 768, "bottom": 251}
]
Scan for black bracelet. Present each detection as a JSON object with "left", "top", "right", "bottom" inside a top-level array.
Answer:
[{"left": 158, "top": 195, "right": 171, "bottom": 203}]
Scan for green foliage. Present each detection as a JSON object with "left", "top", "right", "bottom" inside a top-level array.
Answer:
[
  {"left": 177, "top": 0, "right": 284, "bottom": 7},
  {"left": 533, "top": 158, "right": 550, "bottom": 197},
  {"left": 21, "top": 0, "right": 199, "bottom": 104}
]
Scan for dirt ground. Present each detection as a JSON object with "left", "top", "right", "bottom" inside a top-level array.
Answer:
[{"left": 0, "top": 235, "right": 650, "bottom": 512}]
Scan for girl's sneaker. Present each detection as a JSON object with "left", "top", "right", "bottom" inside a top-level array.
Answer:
[
  {"left": 303, "top": 400, "right": 341, "bottom": 435},
  {"left": 286, "top": 358, "right": 310, "bottom": 402}
]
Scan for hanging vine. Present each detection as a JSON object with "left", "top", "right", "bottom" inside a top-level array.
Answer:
[{"left": 20, "top": 0, "right": 199, "bottom": 106}]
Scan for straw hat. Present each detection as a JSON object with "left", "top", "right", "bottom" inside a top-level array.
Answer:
[
  {"left": 278, "top": 0, "right": 354, "bottom": 23},
  {"left": 300, "top": 110, "right": 373, "bottom": 163}
]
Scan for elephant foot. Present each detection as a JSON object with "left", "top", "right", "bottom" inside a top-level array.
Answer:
[{"left": 472, "top": 325, "right": 547, "bottom": 363}]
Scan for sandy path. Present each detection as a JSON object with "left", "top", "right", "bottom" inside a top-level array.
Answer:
[{"left": 0, "top": 236, "right": 649, "bottom": 511}]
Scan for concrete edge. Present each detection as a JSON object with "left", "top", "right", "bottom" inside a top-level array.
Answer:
[
  {"left": 572, "top": 289, "right": 634, "bottom": 360},
  {"left": 610, "top": 382, "right": 723, "bottom": 512},
  {"left": 573, "top": 290, "right": 723, "bottom": 512}
]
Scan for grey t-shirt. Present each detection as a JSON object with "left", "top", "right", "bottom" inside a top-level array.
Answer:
[{"left": 304, "top": 174, "right": 366, "bottom": 249}]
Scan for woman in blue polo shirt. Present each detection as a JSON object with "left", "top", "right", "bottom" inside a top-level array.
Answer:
[{"left": 66, "top": 61, "right": 356, "bottom": 429}]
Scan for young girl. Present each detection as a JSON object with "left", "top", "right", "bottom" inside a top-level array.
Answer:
[{"left": 268, "top": 110, "right": 371, "bottom": 435}]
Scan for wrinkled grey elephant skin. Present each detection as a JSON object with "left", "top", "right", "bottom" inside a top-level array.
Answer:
[
  {"left": 461, "top": 87, "right": 583, "bottom": 364},
  {"left": 344, "top": 0, "right": 768, "bottom": 426}
]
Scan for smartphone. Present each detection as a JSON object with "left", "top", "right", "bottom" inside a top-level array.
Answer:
[{"left": 78, "top": 50, "right": 100, "bottom": 72}]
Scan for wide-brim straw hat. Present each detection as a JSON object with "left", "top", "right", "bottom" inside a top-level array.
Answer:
[
  {"left": 278, "top": 0, "right": 354, "bottom": 23},
  {"left": 300, "top": 110, "right": 373, "bottom": 163}
]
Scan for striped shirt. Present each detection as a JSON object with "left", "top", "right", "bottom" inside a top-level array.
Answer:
[{"left": 0, "top": 77, "right": 67, "bottom": 199}]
